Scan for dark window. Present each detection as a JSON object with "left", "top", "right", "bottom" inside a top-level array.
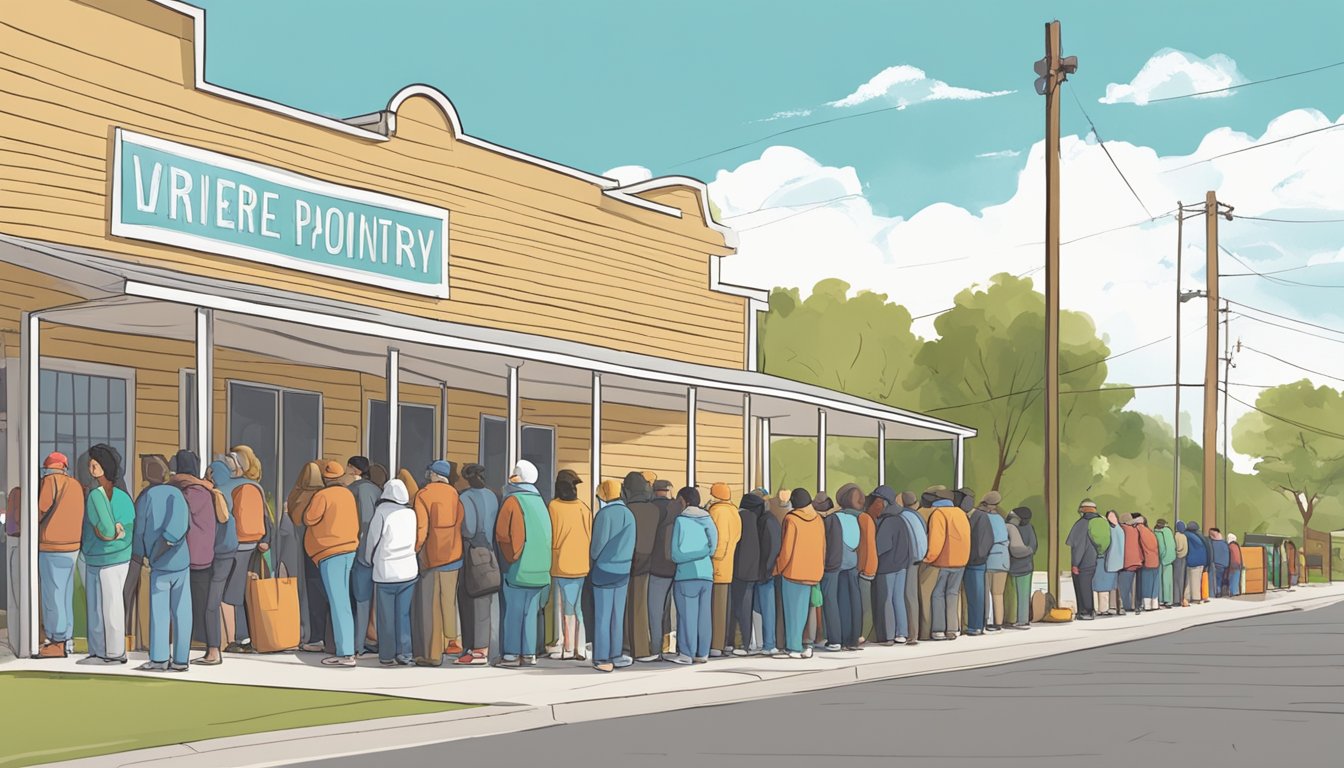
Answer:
[
  {"left": 368, "top": 401, "right": 436, "bottom": 481},
  {"left": 38, "top": 369, "right": 129, "bottom": 489},
  {"left": 522, "top": 425, "right": 555, "bottom": 502},
  {"left": 480, "top": 415, "right": 507, "bottom": 495}
]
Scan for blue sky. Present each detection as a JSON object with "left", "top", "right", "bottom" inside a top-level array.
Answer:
[{"left": 194, "top": 0, "right": 1343, "bottom": 216}]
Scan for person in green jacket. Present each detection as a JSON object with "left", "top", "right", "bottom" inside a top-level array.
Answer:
[
  {"left": 1154, "top": 519, "right": 1177, "bottom": 608},
  {"left": 80, "top": 444, "right": 135, "bottom": 665},
  {"left": 494, "top": 460, "right": 552, "bottom": 667}
]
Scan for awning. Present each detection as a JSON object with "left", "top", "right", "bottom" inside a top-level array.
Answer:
[{"left": 0, "top": 233, "right": 975, "bottom": 441}]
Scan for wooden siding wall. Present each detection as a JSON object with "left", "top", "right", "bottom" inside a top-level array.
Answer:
[{"left": 0, "top": 0, "right": 748, "bottom": 370}]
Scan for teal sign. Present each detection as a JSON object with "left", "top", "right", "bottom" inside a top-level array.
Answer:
[{"left": 111, "top": 129, "right": 450, "bottom": 297}]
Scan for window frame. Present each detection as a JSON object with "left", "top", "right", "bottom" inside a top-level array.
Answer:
[
  {"left": 36, "top": 357, "right": 136, "bottom": 486},
  {"left": 364, "top": 398, "right": 437, "bottom": 472}
]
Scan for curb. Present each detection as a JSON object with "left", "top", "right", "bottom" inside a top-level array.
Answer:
[{"left": 42, "top": 588, "right": 1344, "bottom": 768}]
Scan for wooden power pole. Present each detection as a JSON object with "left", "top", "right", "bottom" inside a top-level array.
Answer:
[
  {"left": 1036, "top": 21, "right": 1075, "bottom": 601},
  {"left": 1202, "top": 190, "right": 1220, "bottom": 531}
]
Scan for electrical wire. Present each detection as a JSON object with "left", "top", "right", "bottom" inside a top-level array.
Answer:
[
  {"left": 1015, "top": 209, "right": 1178, "bottom": 248},
  {"left": 1071, "top": 89, "right": 1153, "bottom": 218},
  {"left": 1147, "top": 58, "right": 1344, "bottom": 103},
  {"left": 1224, "top": 299, "right": 1344, "bottom": 337},
  {"left": 1165, "top": 121, "right": 1344, "bottom": 173},
  {"left": 1231, "top": 312, "right": 1344, "bottom": 345},
  {"left": 1220, "top": 245, "right": 1344, "bottom": 288},
  {"left": 719, "top": 193, "right": 864, "bottom": 221},
  {"left": 1240, "top": 345, "right": 1344, "bottom": 386},
  {"left": 1235, "top": 214, "right": 1344, "bottom": 224},
  {"left": 1225, "top": 391, "right": 1344, "bottom": 441}
]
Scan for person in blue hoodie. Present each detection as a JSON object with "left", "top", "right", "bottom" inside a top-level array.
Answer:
[
  {"left": 195, "top": 456, "right": 241, "bottom": 666},
  {"left": 589, "top": 479, "right": 636, "bottom": 672},
  {"left": 669, "top": 487, "right": 717, "bottom": 664},
  {"left": 895, "top": 490, "right": 928, "bottom": 645},
  {"left": 873, "top": 487, "right": 913, "bottom": 644},
  {"left": 982, "top": 493, "right": 1011, "bottom": 632},
  {"left": 133, "top": 455, "right": 191, "bottom": 672},
  {"left": 1208, "top": 528, "right": 1230, "bottom": 598},
  {"left": 1184, "top": 521, "right": 1209, "bottom": 604},
  {"left": 1094, "top": 510, "right": 1125, "bottom": 616},
  {"left": 822, "top": 484, "right": 863, "bottom": 651},
  {"left": 458, "top": 464, "right": 500, "bottom": 665}
]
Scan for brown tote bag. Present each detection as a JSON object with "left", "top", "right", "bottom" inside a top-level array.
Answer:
[{"left": 246, "top": 552, "right": 300, "bottom": 653}]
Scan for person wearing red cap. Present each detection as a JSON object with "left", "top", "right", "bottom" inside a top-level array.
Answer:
[{"left": 33, "top": 452, "right": 84, "bottom": 657}]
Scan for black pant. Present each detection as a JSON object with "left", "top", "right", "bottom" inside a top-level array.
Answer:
[
  {"left": 1072, "top": 568, "right": 1096, "bottom": 616},
  {"left": 729, "top": 578, "right": 756, "bottom": 650},
  {"left": 190, "top": 567, "right": 211, "bottom": 643},
  {"left": 303, "top": 553, "right": 330, "bottom": 647},
  {"left": 823, "top": 569, "right": 862, "bottom": 646}
]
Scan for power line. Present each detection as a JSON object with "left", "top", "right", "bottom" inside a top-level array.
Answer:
[
  {"left": 1229, "top": 313, "right": 1344, "bottom": 346},
  {"left": 1165, "top": 121, "right": 1344, "bottom": 173},
  {"left": 1148, "top": 58, "right": 1344, "bottom": 103},
  {"left": 1225, "top": 390, "right": 1344, "bottom": 442},
  {"left": 1221, "top": 263, "right": 1321, "bottom": 277},
  {"left": 1070, "top": 89, "right": 1153, "bottom": 218},
  {"left": 1235, "top": 214, "right": 1344, "bottom": 224},
  {"left": 1015, "top": 209, "right": 1178, "bottom": 248},
  {"left": 1240, "top": 345, "right": 1344, "bottom": 386},
  {"left": 1225, "top": 299, "right": 1344, "bottom": 337},
  {"left": 731, "top": 195, "right": 866, "bottom": 233},
  {"left": 1220, "top": 245, "right": 1344, "bottom": 288},
  {"left": 719, "top": 193, "right": 864, "bottom": 221},
  {"left": 671, "top": 102, "right": 917, "bottom": 168}
]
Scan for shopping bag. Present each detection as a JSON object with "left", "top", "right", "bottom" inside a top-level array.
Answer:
[
  {"left": 246, "top": 552, "right": 300, "bottom": 653},
  {"left": 462, "top": 542, "right": 501, "bottom": 598}
]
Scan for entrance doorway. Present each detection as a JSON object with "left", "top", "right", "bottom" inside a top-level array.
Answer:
[
  {"left": 479, "top": 416, "right": 555, "bottom": 501},
  {"left": 227, "top": 381, "right": 321, "bottom": 506},
  {"left": 367, "top": 400, "right": 436, "bottom": 481}
]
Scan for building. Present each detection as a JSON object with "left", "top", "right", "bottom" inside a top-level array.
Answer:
[{"left": 0, "top": 0, "right": 974, "bottom": 656}]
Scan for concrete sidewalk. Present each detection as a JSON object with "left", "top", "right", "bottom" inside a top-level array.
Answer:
[{"left": 25, "top": 582, "right": 1344, "bottom": 768}]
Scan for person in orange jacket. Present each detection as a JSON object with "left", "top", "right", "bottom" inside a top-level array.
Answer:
[
  {"left": 923, "top": 488, "right": 971, "bottom": 640},
  {"left": 412, "top": 460, "right": 466, "bottom": 666},
  {"left": 774, "top": 488, "right": 824, "bottom": 659},
  {"left": 706, "top": 482, "right": 742, "bottom": 657},
  {"left": 856, "top": 487, "right": 880, "bottom": 642},
  {"left": 303, "top": 461, "right": 360, "bottom": 667},
  {"left": 34, "top": 452, "right": 84, "bottom": 658}
]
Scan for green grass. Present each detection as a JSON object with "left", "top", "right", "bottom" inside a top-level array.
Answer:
[{"left": 0, "top": 672, "right": 473, "bottom": 767}]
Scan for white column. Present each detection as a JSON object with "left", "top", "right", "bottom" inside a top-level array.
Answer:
[
  {"left": 386, "top": 347, "right": 401, "bottom": 473},
  {"left": 877, "top": 421, "right": 887, "bottom": 486},
  {"left": 194, "top": 308, "right": 213, "bottom": 475},
  {"left": 506, "top": 364, "right": 520, "bottom": 471},
  {"left": 19, "top": 311, "right": 39, "bottom": 657},
  {"left": 742, "top": 394, "right": 752, "bottom": 492},
  {"left": 817, "top": 408, "right": 828, "bottom": 492},
  {"left": 760, "top": 418, "right": 772, "bottom": 492},
  {"left": 590, "top": 372, "right": 602, "bottom": 494},
  {"left": 686, "top": 386, "right": 698, "bottom": 489},
  {"left": 953, "top": 435, "right": 965, "bottom": 489},
  {"left": 438, "top": 382, "right": 449, "bottom": 459}
]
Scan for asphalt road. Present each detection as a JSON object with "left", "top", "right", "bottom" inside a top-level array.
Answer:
[{"left": 298, "top": 599, "right": 1344, "bottom": 768}]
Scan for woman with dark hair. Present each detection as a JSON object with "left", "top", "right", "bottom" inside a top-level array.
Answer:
[
  {"left": 80, "top": 444, "right": 135, "bottom": 664},
  {"left": 457, "top": 463, "right": 499, "bottom": 664},
  {"left": 548, "top": 469, "right": 591, "bottom": 661}
]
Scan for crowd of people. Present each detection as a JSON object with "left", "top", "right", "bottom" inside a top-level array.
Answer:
[
  {"left": 1066, "top": 499, "right": 1245, "bottom": 620},
  {"left": 12, "top": 443, "right": 1246, "bottom": 674}
]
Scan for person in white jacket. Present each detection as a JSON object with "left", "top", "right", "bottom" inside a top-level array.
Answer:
[{"left": 361, "top": 479, "right": 419, "bottom": 666}]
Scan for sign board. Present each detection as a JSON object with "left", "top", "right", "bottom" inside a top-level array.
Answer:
[{"left": 111, "top": 129, "right": 450, "bottom": 297}]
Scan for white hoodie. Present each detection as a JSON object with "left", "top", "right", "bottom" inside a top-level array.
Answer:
[{"left": 361, "top": 479, "right": 419, "bottom": 583}]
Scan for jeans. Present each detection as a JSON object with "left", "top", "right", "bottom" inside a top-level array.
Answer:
[
  {"left": 821, "top": 569, "right": 862, "bottom": 647},
  {"left": 319, "top": 553, "right": 356, "bottom": 657},
  {"left": 1012, "top": 573, "right": 1032, "bottom": 624},
  {"left": 351, "top": 559, "right": 375, "bottom": 653},
  {"left": 501, "top": 581, "right": 545, "bottom": 657},
  {"left": 930, "top": 566, "right": 965, "bottom": 634},
  {"left": 1185, "top": 565, "right": 1205, "bottom": 602},
  {"left": 963, "top": 564, "right": 986, "bottom": 632},
  {"left": 729, "top": 579, "right": 755, "bottom": 650},
  {"left": 592, "top": 583, "right": 628, "bottom": 664},
  {"left": 1211, "top": 563, "right": 1226, "bottom": 598},
  {"left": 753, "top": 578, "right": 777, "bottom": 651},
  {"left": 646, "top": 574, "right": 674, "bottom": 655},
  {"left": 1228, "top": 567, "right": 1242, "bottom": 596},
  {"left": 779, "top": 578, "right": 812, "bottom": 653},
  {"left": 148, "top": 569, "right": 192, "bottom": 665},
  {"left": 1141, "top": 567, "right": 1159, "bottom": 603},
  {"left": 873, "top": 570, "right": 908, "bottom": 641},
  {"left": 1072, "top": 568, "right": 1096, "bottom": 616},
  {"left": 38, "top": 551, "right": 79, "bottom": 643},
  {"left": 85, "top": 560, "right": 130, "bottom": 660},
  {"left": 673, "top": 579, "right": 712, "bottom": 659},
  {"left": 1117, "top": 570, "right": 1137, "bottom": 611},
  {"left": 375, "top": 579, "right": 415, "bottom": 664},
  {"left": 1172, "top": 557, "right": 1187, "bottom": 602}
]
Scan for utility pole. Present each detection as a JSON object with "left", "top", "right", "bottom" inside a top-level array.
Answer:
[
  {"left": 1202, "top": 191, "right": 1233, "bottom": 531},
  {"left": 1035, "top": 21, "right": 1076, "bottom": 603},
  {"left": 1220, "top": 300, "right": 1237, "bottom": 531},
  {"left": 1173, "top": 203, "right": 1184, "bottom": 526}
]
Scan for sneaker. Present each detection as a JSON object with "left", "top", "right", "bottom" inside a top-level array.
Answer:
[
  {"left": 356, "top": 649, "right": 377, "bottom": 659},
  {"left": 37, "top": 642, "right": 67, "bottom": 659},
  {"left": 1077, "top": 613, "right": 1095, "bottom": 621},
  {"left": 168, "top": 662, "right": 189, "bottom": 672},
  {"left": 521, "top": 655, "right": 538, "bottom": 666},
  {"left": 709, "top": 649, "right": 724, "bottom": 658},
  {"left": 321, "top": 656, "right": 356, "bottom": 667},
  {"left": 931, "top": 633, "right": 950, "bottom": 641},
  {"left": 801, "top": 647, "right": 813, "bottom": 659},
  {"left": 985, "top": 625, "right": 1001, "bottom": 633},
  {"left": 824, "top": 643, "right": 842, "bottom": 652},
  {"left": 787, "top": 651, "right": 805, "bottom": 659},
  {"left": 593, "top": 662, "right": 615, "bottom": 673},
  {"left": 396, "top": 656, "right": 415, "bottom": 666},
  {"left": 298, "top": 642, "right": 325, "bottom": 653},
  {"left": 692, "top": 657, "right": 709, "bottom": 664},
  {"left": 190, "top": 655, "right": 222, "bottom": 666},
  {"left": 1013, "top": 623, "right": 1031, "bottom": 630},
  {"left": 965, "top": 629, "right": 984, "bottom": 637},
  {"left": 845, "top": 645, "right": 864, "bottom": 651},
  {"left": 379, "top": 659, "right": 396, "bottom": 667},
  {"left": 549, "top": 650, "right": 575, "bottom": 660},
  {"left": 493, "top": 655, "right": 521, "bottom": 668},
  {"left": 731, "top": 648, "right": 753, "bottom": 657},
  {"left": 760, "top": 647, "right": 780, "bottom": 657},
  {"left": 414, "top": 657, "right": 443, "bottom": 667},
  {"left": 225, "top": 642, "right": 253, "bottom": 654},
  {"left": 893, "top": 636, "right": 908, "bottom": 644},
  {"left": 771, "top": 651, "right": 791, "bottom": 659},
  {"left": 635, "top": 654, "right": 660, "bottom": 663},
  {"left": 668, "top": 654, "right": 693, "bottom": 665},
  {"left": 904, "top": 639, "right": 919, "bottom": 646},
  {"left": 613, "top": 655, "right": 634, "bottom": 668},
  {"left": 137, "top": 661, "right": 169, "bottom": 672}
]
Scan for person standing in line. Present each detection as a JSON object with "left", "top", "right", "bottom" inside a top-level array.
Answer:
[
  {"left": 1227, "top": 534, "right": 1243, "bottom": 596},
  {"left": 729, "top": 494, "right": 766, "bottom": 656},
  {"left": 648, "top": 479, "right": 680, "bottom": 660},
  {"left": 133, "top": 455, "right": 191, "bottom": 672},
  {"left": 362, "top": 478, "right": 419, "bottom": 666},
  {"left": 1116, "top": 513, "right": 1142, "bottom": 614},
  {"left": 226, "top": 445, "right": 270, "bottom": 651},
  {"left": 1172, "top": 521, "right": 1190, "bottom": 607},
  {"left": 589, "top": 479, "right": 636, "bottom": 672},
  {"left": 962, "top": 489, "right": 992, "bottom": 637},
  {"left": 1183, "top": 521, "right": 1209, "bottom": 605},
  {"left": 706, "top": 483, "right": 741, "bottom": 657},
  {"left": 774, "top": 489, "right": 823, "bottom": 659},
  {"left": 668, "top": 487, "right": 717, "bottom": 664},
  {"left": 548, "top": 469, "right": 591, "bottom": 661},
  {"left": 981, "top": 492, "right": 1010, "bottom": 632},
  {"left": 754, "top": 492, "right": 784, "bottom": 656},
  {"left": 346, "top": 456, "right": 382, "bottom": 659},
  {"left": 915, "top": 486, "right": 944, "bottom": 642},
  {"left": 1094, "top": 511, "right": 1124, "bottom": 616},
  {"left": 495, "top": 460, "right": 552, "bottom": 667},
  {"left": 620, "top": 472, "right": 659, "bottom": 661},
  {"left": 80, "top": 444, "right": 134, "bottom": 665},
  {"left": 457, "top": 464, "right": 500, "bottom": 665},
  {"left": 856, "top": 486, "right": 880, "bottom": 644},
  {"left": 896, "top": 490, "right": 928, "bottom": 645},
  {"left": 1208, "top": 528, "right": 1230, "bottom": 599},
  {"left": 823, "top": 484, "right": 864, "bottom": 651},
  {"left": 1064, "top": 500, "right": 1108, "bottom": 621},
  {"left": 171, "top": 451, "right": 227, "bottom": 649},
  {"left": 924, "top": 488, "right": 970, "bottom": 640},
  {"left": 1134, "top": 514, "right": 1161, "bottom": 611},
  {"left": 1154, "top": 519, "right": 1177, "bottom": 608},
  {"left": 34, "top": 453, "right": 84, "bottom": 658},
  {"left": 872, "top": 487, "right": 912, "bottom": 644},
  {"left": 412, "top": 460, "right": 466, "bottom": 666},
  {"left": 1004, "top": 507, "right": 1036, "bottom": 629},
  {"left": 303, "top": 461, "right": 360, "bottom": 667},
  {"left": 287, "top": 462, "right": 331, "bottom": 653}
]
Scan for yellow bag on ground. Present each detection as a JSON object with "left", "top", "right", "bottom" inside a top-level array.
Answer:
[{"left": 245, "top": 553, "right": 300, "bottom": 653}]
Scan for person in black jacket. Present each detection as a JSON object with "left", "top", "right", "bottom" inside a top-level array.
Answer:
[
  {"left": 963, "top": 490, "right": 993, "bottom": 636},
  {"left": 647, "top": 480, "right": 678, "bottom": 661},
  {"left": 621, "top": 472, "right": 660, "bottom": 661},
  {"left": 1005, "top": 507, "right": 1037, "bottom": 629},
  {"left": 730, "top": 494, "right": 766, "bottom": 656},
  {"left": 821, "top": 485, "right": 863, "bottom": 651},
  {"left": 752, "top": 496, "right": 783, "bottom": 655},
  {"left": 873, "top": 491, "right": 914, "bottom": 643}
]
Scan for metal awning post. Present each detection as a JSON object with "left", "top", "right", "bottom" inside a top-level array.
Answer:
[
  {"left": 194, "top": 308, "right": 213, "bottom": 475},
  {"left": 19, "top": 311, "right": 40, "bottom": 658},
  {"left": 387, "top": 346, "right": 400, "bottom": 473}
]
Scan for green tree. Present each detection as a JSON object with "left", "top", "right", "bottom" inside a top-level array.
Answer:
[{"left": 1232, "top": 380, "right": 1344, "bottom": 534}]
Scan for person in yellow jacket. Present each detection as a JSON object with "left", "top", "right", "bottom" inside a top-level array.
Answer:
[
  {"left": 548, "top": 469, "right": 592, "bottom": 661},
  {"left": 923, "top": 488, "right": 971, "bottom": 640},
  {"left": 706, "top": 482, "right": 742, "bottom": 657}
]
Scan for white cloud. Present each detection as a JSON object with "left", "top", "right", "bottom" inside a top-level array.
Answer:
[
  {"left": 710, "top": 109, "right": 1344, "bottom": 469},
  {"left": 1100, "top": 49, "right": 1246, "bottom": 106},
  {"left": 602, "top": 165, "right": 653, "bottom": 186},
  {"left": 828, "top": 65, "right": 1014, "bottom": 109},
  {"left": 758, "top": 109, "right": 814, "bottom": 122},
  {"left": 976, "top": 149, "right": 1021, "bottom": 159}
]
